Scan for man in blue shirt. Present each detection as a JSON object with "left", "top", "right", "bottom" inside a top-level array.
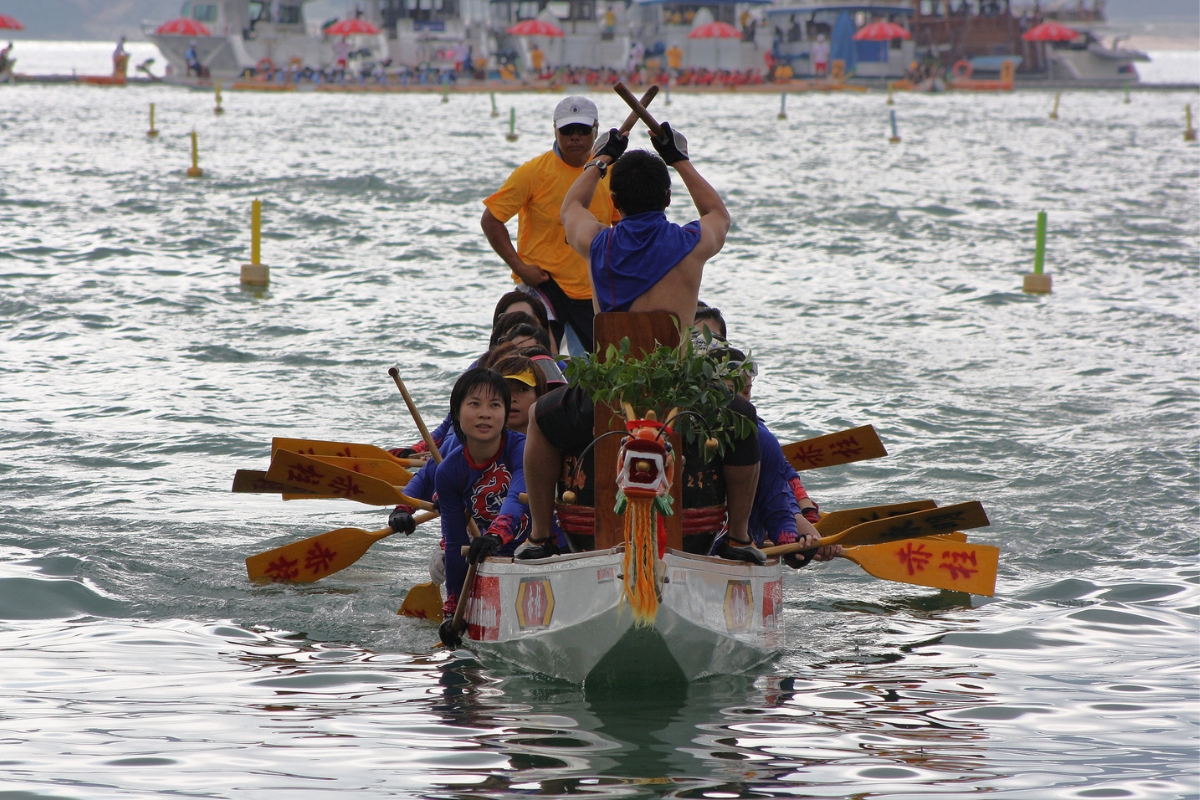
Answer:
[{"left": 522, "top": 123, "right": 764, "bottom": 562}]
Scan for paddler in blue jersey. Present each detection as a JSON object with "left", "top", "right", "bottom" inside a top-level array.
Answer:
[{"left": 519, "top": 122, "right": 766, "bottom": 564}]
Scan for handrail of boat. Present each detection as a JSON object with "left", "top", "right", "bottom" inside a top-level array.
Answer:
[{"left": 468, "top": 545, "right": 626, "bottom": 564}]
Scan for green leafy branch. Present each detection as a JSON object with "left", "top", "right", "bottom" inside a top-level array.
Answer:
[{"left": 564, "top": 329, "right": 756, "bottom": 459}]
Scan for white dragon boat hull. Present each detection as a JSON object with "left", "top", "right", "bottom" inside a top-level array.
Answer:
[{"left": 462, "top": 547, "right": 783, "bottom": 684}]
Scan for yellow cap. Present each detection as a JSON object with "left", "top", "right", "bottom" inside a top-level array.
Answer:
[{"left": 504, "top": 368, "right": 538, "bottom": 387}]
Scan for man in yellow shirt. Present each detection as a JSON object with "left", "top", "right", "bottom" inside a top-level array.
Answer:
[
  {"left": 666, "top": 43, "right": 683, "bottom": 73},
  {"left": 530, "top": 43, "right": 545, "bottom": 73},
  {"left": 481, "top": 96, "right": 619, "bottom": 355}
]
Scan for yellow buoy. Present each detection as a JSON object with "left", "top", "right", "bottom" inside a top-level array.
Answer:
[
  {"left": 1185, "top": 104, "right": 1197, "bottom": 142},
  {"left": 214, "top": 80, "right": 224, "bottom": 115},
  {"left": 186, "top": 129, "right": 203, "bottom": 178},
  {"left": 147, "top": 103, "right": 159, "bottom": 138},
  {"left": 240, "top": 199, "right": 270, "bottom": 286}
]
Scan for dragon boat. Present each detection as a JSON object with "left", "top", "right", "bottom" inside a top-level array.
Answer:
[
  {"left": 239, "top": 311, "right": 997, "bottom": 686},
  {"left": 453, "top": 312, "right": 781, "bottom": 683},
  {"left": 444, "top": 312, "right": 994, "bottom": 683}
]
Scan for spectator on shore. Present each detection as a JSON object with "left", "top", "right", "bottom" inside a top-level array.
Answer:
[
  {"left": 811, "top": 34, "right": 830, "bottom": 77},
  {"left": 185, "top": 41, "right": 203, "bottom": 77}
]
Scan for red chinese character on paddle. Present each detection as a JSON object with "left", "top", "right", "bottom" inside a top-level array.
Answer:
[
  {"left": 939, "top": 549, "right": 978, "bottom": 581},
  {"left": 305, "top": 543, "right": 336, "bottom": 574},
  {"left": 286, "top": 463, "right": 324, "bottom": 485},
  {"left": 789, "top": 444, "right": 826, "bottom": 469},
  {"left": 896, "top": 541, "right": 932, "bottom": 575},
  {"left": 829, "top": 436, "right": 863, "bottom": 462},
  {"left": 265, "top": 556, "right": 300, "bottom": 582},
  {"left": 328, "top": 474, "right": 363, "bottom": 498}
]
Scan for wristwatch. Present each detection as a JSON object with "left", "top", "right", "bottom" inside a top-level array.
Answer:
[{"left": 584, "top": 159, "right": 608, "bottom": 178}]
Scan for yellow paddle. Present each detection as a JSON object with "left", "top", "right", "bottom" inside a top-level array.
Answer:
[
  {"left": 272, "top": 437, "right": 428, "bottom": 468},
  {"left": 233, "top": 469, "right": 325, "bottom": 496},
  {"left": 763, "top": 501, "right": 990, "bottom": 554},
  {"left": 246, "top": 509, "right": 438, "bottom": 583},
  {"left": 781, "top": 425, "right": 887, "bottom": 472},
  {"left": 840, "top": 535, "right": 999, "bottom": 596},
  {"left": 233, "top": 457, "right": 413, "bottom": 500},
  {"left": 265, "top": 450, "right": 434, "bottom": 508},
  {"left": 301, "top": 455, "right": 413, "bottom": 486},
  {"left": 814, "top": 500, "right": 938, "bottom": 536},
  {"left": 398, "top": 582, "right": 444, "bottom": 620}
]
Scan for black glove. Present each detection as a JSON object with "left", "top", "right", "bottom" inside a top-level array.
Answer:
[
  {"left": 784, "top": 550, "right": 815, "bottom": 570},
  {"left": 515, "top": 536, "right": 561, "bottom": 561},
  {"left": 716, "top": 538, "right": 766, "bottom": 565},
  {"left": 438, "top": 619, "right": 462, "bottom": 648},
  {"left": 801, "top": 505, "right": 820, "bottom": 525},
  {"left": 651, "top": 121, "right": 689, "bottom": 165},
  {"left": 388, "top": 508, "right": 416, "bottom": 535},
  {"left": 592, "top": 128, "right": 628, "bottom": 162},
  {"left": 467, "top": 533, "right": 503, "bottom": 564}
]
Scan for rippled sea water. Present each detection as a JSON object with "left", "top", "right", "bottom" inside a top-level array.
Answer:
[{"left": 1, "top": 79, "right": 1197, "bottom": 798}]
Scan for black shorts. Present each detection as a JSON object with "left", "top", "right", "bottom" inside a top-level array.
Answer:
[
  {"left": 720, "top": 394, "right": 760, "bottom": 466},
  {"left": 534, "top": 385, "right": 595, "bottom": 456},
  {"left": 537, "top": 277, "right": 594, "bottom": 351},
  {"left": 534, "top": 386, "right": 759, "bottom": 466}
]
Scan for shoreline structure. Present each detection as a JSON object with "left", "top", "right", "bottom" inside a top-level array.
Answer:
[{"left": 7, "top": 73, "right": 1197, "bottom": 91}]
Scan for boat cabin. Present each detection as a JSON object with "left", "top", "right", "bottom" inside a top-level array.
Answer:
[
  {"left": 490, "top": 0, "right": 628, "bottom": 72},
  {"left": 765, "top": 3, "right": 916, "bottom": 78},
  {"left": 630, "top": 0, "right": 772, "bottom": 71},
  {"left": 143, "top": 0, "right": 336, "bottom": 80}
]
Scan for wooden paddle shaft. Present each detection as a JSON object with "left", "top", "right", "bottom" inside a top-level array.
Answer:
[
  {"left": 763, "top": 535, "right": 844, "bottom": 556},
  {"left": 450, "top": 561, "right": 477, "bottom": 633},
  {"left": 613, "top": 82, "right": 663, "bottom": 138},
  {"left": 390, "top": 368, "right": 482, "bottom": 546},
  {"left": 762, "top": 501, "right": 988, "bottom": 556},
  {"left": 617, "top": 85, "right": 658, "bottom": 135},
  {"left": 389, "top": 367, "right": 442, "bottom": 466}
]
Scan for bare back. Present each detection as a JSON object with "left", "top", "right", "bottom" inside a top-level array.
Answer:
[{"left": 627, "top": 220, "right": 719, "bottom": 327}]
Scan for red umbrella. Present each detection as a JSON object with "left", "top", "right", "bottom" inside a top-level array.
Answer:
[
  {"left": 506, "top": 19, "right": 564, "bottom": 36},
  {"left": 853, "top": 21, "right": 910, "bottom": 41},
  {"left": 0, "top": 14, "right": 23, "bottom": 30},
  {"left": 324, "top": 18, "right": 382, "bottom": 36},
  {"left": 687, "top": 21, "right": 740, "bottom": 39},
  {"left": 155, "top": 18, "right": 212, "bottom": 36},
  {"left": 1022, "top": 21, "right": 1078, "bottom": 41}
]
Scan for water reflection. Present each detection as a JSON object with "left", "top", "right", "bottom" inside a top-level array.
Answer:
[{"left": 421, "top": 660, "right": 998, "bottom": 797}]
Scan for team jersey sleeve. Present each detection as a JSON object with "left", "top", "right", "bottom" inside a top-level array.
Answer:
[
  {"left": 483, "top": 161, "right": 535, "bottom": 224},
  {"left": 434, "top": 453, "right": 472, "bottom": 602},
  {"left": 486, "top": 433, "right": 530, "bottom": 546},
  {"left": 395, "top": 458, "right": 438, "bottom": 512},
  {"left": 411, "top": 412, "right": 454, "bottom": 454},
  {"left": 753, "top": 423, "right": 799, "bottom": 546}
]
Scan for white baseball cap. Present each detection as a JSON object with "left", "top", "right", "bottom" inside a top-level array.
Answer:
[{"left": 553, "top": 96, "right": 598, "bottom": 129}]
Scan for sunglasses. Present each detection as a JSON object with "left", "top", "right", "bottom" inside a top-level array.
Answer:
[{"left": 557, "top": 124, "right": 594, "bottom": 138}]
